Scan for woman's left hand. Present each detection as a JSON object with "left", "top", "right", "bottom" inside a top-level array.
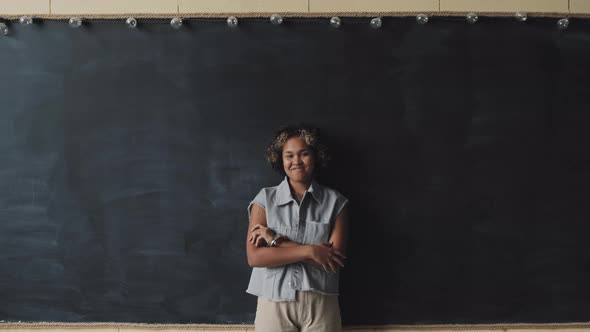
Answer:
[{"left": 248, "top": 224, "right": 276, "bottom": 247}]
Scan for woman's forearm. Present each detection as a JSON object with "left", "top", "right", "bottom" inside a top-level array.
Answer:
[
  {"left": 248, "top": 244, "right": 311, "bottom": 268},
  {"left": 275, "top": 240, "right": 323, "bottom": 267}
]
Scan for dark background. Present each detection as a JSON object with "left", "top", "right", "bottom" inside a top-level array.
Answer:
[{"left": 0, "top": 17, "right": 589, "bottom": 325}]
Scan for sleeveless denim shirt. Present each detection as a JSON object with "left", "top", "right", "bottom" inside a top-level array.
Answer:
[{"left": 246, "top": 176, "right": 349, "bottom": 302}]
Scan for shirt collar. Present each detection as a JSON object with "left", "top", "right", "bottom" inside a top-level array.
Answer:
[{"left": 276, "top": 176, "right": 322, "bottom": 206}]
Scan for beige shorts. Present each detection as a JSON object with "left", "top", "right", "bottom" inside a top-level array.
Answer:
[{"left": 254, "top": 291, "right": 342, "bottom": 332}]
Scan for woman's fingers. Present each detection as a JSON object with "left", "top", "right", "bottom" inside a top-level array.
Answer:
[
  {"left": 248, "top": 225, "right": 258, "bottom": 243},
  {"left": 321, "top": 244, "right": 347, "bottom": 259},
  {"left": 333, "top": 249, "right": 347, "bottom": 260},
  {"left": 327, "top": 261, "right": 337, "bottom": 273},
  {"left": 255, "top": 235, "right": 266, "bottom": 247},
  {"left": 331, "top": 255, "right": 345, "bottom": 268},
  {"left": 250, "top": 232, "right": 260, "bottom": 244},
  {"left": 249, "top": 227, "right": 275, "bottom": 247}
]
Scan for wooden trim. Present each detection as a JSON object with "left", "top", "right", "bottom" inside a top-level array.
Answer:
[
  {"left": 440, "top": 0, "right": 569, "bottom": 13},
  {"left": 0, "top": 11, "right": 583, "bottom": 19},
  {"left": 0, "top": 0, "right": 50, "bottom": 14},
  {"left": 50, "top": 0, "right": 178, "bottom": 14},
  {"left": 179, "top": 0, "right": 308, "bottom": 13},
  {"left": 1, "top": 0, "right": 589, "bottom": 16},
  {"left": 2, "top": 322, "right": 590, "bottom": 330},
  {"left": 310, "top": 0, "right": 439, "bottom": 12}
]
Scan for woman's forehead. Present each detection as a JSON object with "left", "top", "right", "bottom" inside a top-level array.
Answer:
[{"left": 283, "top": 137, "right": 310, "bottom": 152}]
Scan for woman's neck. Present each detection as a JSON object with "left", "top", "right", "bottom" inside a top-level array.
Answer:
[{"left": 288, "top": 178, "right": 311, "bottom": 202}]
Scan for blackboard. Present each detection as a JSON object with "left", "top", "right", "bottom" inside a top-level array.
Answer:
[{"left": 1, "top": 17, "right": 590, "bottom": 325}]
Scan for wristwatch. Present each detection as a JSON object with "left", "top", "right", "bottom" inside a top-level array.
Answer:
[{"left": 269, "top": 234, "right": 286, "bottom": 247}]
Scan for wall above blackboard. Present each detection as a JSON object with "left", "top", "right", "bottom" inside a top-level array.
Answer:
[{"left": 1, "top": 0, "right": 589, "bottom": 16}]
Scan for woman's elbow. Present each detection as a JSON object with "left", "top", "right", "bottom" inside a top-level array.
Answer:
[
  {"left": 248, "top": 252, "right": 272, "bottom": 268},
  {"left": 247, "top": 257, "right": 258, "bottom": 268},
  {"left": 247, "top": 249, "right": 261, "bottom": 268}
]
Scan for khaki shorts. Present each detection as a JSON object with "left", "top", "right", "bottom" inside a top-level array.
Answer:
[{"left": 254, "top": 291, "right": 342, "bottom": 332}]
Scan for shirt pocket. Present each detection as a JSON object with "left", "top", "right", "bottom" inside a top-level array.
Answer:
[{"left": 302, "top": 220, "right": 331, "bottom": 245}]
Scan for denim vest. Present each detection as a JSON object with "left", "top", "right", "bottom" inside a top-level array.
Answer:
[{"left": 246, "top": 176, "right": 349, "bottom": 302}]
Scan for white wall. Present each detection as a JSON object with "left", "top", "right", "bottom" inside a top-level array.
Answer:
[{"left": 0, "top": 0, "right": 589, "bottom": 15}]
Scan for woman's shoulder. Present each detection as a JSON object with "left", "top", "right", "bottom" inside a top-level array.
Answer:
[
  {"left": 256, "top": 184, "right": 280, "bottom": 196},
  {"left": 252, "top": 182, "right": 283, "bottom": 203},
  {"left": 315, "top": 183, "right": 349, "bottom": 218}
]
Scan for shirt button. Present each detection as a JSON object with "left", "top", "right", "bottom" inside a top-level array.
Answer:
[{"left": 288, "top": 282, "right": 292, "bottom": 286}]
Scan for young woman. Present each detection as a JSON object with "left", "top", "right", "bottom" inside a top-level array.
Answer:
[{"left": 246, "top": 125, "right": 349, "bottom": 332}]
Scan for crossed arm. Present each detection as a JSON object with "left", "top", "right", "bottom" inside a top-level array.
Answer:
[{"left": 246, "top": 203, "right": 349, "bottom": 272}]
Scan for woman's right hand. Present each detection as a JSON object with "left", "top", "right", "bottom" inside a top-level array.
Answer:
[
  {"left": 307, "top": 242, "right": 346, "bottom": 273},
  {"left": 248, "top": 224, "right": 276, "bottom": 247}
]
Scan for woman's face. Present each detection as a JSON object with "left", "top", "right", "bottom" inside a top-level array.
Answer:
[{"left": 282, "top": 136, "right": 315, "bottom": 183}]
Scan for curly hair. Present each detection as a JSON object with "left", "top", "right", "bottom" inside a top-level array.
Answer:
[{"left": 265, "top": 124, "right": 330, "bottom": 177}]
